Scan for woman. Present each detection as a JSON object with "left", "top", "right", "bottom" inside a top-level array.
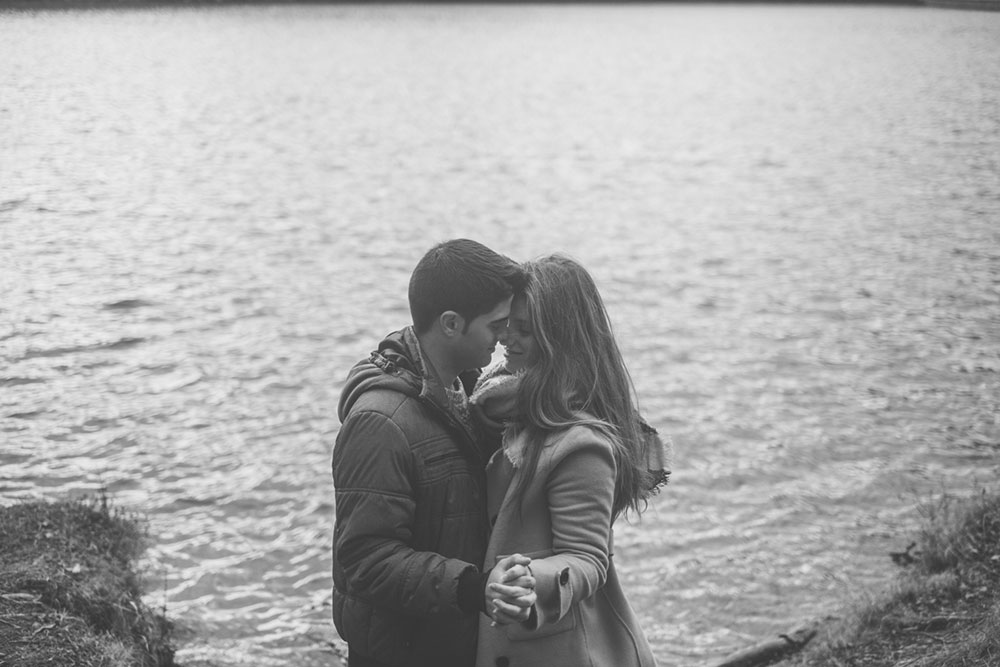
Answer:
[{"left": 471, "top": 255, "right": 670, "bottom": 667}]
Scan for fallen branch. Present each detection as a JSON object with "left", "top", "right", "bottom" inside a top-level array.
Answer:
[{"left": 713, "top": 620, "right": 820, "bottom": 667}]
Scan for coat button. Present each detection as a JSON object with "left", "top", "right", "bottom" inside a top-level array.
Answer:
[
  {"left": 559, "top": 568, "right": 570, "bottom": 585},
  {"left": 496, "top": 658, "right": 510, "bottom": 667}
]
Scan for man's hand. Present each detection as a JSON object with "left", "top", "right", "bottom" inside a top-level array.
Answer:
[{"left": 485, "top": 554, "right": 537, "bottom": 626}]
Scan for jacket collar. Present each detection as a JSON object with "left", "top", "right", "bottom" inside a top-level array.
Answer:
[{"left": 343, "top": 328, "right": 486, "bottom": 464}]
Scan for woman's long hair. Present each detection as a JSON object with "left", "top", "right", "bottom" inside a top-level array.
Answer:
[{"left": 511, "top": 255, "right": 653, "bottom": 520}]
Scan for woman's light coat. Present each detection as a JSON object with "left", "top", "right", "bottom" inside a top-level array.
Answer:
[{"left": 475, "top": 423, "right": 658, "bottom": 667}]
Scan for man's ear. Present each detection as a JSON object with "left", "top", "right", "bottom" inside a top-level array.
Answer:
[{"left": 438, "top": 311, "right": 465, "bottom": 338}]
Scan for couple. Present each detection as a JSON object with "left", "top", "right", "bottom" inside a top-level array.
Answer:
[{"left": 331, "top": 239, "right": 670, "bottom": 667}]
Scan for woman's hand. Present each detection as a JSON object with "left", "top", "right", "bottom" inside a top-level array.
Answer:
[{"left": 486, "top": 554, "right": 537, "bottom": 626}]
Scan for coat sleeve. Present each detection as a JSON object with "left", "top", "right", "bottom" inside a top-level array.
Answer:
[
  {"left": 332, "top": 409, "right": 475, "bottom": 616},
  {"left": 526, "top": 435, "right": 616, "bottom": 629}
]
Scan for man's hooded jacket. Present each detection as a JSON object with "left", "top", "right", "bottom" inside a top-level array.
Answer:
[{"left": 331, "top": 327, "right": 492, "bottom": 666}]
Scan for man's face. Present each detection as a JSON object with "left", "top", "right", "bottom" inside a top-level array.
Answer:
[{"left": 455, "top": 297, "right": 512, "bottom": 371}]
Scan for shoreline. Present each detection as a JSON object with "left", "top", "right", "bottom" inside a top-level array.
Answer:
[
  {"left": 715, "top": 488, "right": 1000, "bottom": 667},
  {"left": 0, "top": 496, "right": 176, "bottom": 667},
  {"left": 4, "top": 489, "right": 996, "bottom": 666}
]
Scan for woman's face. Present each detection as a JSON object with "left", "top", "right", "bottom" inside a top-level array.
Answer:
[{"left": 500, "top": 294, "right": 538, "bottom": 373}]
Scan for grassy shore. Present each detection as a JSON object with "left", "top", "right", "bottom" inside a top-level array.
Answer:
[
  {"left": 777, "top": 488, "right": 1000, "bottom": 667},
  {"left": 3, "top": 489, "right": 996, "bottom": 667},
  {"left": 0, "top": 495, "right": 175, "bottom": 667}
]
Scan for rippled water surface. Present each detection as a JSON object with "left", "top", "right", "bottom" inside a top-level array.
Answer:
[{"left": 2, "top": 4, "right": 999, "bottom": 666}]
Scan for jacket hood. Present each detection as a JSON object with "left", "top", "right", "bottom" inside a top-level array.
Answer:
[{"left": 337, "top": 328, "right": 429, "bottom": 423}]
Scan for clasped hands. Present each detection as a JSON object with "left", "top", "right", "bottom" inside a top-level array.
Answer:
[{"left": 485, "top": 553, "right": 536, "bottom": 626}]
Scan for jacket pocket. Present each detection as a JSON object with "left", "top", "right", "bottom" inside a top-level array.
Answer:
[{"left": 423, "top": 450, "right": 465, "bottom": 466}]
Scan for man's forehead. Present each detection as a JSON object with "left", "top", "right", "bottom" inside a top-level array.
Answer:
[{"left": 481, "top": 298, "right": 513, "bottom": 322}]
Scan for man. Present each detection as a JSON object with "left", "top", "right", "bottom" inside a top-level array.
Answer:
[{"left": 332, "top": 239, "right": 533, "bottom": 667}]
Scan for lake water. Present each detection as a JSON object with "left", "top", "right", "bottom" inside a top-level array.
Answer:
[{"left": 2, "top": 3, "right": 999, "bottom": 666}]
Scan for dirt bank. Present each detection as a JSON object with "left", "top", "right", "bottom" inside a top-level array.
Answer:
[{"left": 0, "top": 496, "right": 175, "bottom": 667}]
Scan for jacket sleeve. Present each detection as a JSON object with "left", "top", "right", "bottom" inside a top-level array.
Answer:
[
  {"left": 332, "top": 409, "right": 476, "bottom": 616},
  {"left": 526, "top": 435, "right": 615, "bottom": 629}
]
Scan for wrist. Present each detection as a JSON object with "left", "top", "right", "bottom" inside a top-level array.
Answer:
[{"left": 458, "top": 567, "right": 490, "bottom": 615}]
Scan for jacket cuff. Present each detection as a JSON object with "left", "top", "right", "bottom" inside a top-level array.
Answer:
[
  {"left": 524, "top": 558, "right": 573, "bottom": 628},
  {"left": 457, "top": 566, "right": 489, "bottom": 615}
]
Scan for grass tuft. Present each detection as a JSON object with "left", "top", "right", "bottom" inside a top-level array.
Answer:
[
  {"left": 781, "top": 488, "right": 1000, "bottom": 667},
  {"left": 0, "top": 495, "right": 175, "bottom": 667}
]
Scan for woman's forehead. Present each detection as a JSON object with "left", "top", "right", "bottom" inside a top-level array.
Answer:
[{"left": 509, "top": 295, "right": 530, "bottom": 319}]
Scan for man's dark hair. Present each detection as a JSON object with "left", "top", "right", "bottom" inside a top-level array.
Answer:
[{"left": 408, "top": 239, "right": 526, "bottom": 334}]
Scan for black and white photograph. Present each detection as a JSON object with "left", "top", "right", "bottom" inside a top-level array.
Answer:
[{"left": 2, "top": 1, "right": 999, "bottom": 666}]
